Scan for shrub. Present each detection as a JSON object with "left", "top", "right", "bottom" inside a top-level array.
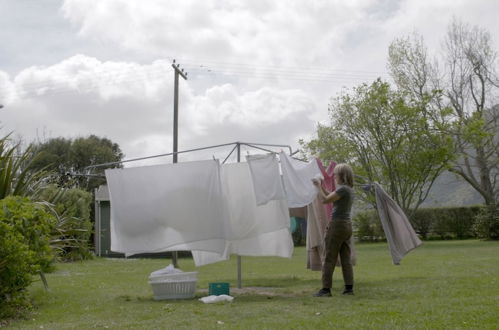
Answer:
[
  {"left": 39, "top": 185, "right": 94, "bottom": 261},
  {"left": 0, "top": 221, "right": 34, "bottom": 319},
  {"left": 0, "top": 135, "right": 47, "bottom": 199},
  {"left": 354, "top": 205, "right": 482, "bottom": 241},
  {"left": 411, "top": 206, "right": 481, "bottom": 240},
  {"left": 473, "top": 205, "right": 499, "bottom": 240},
  {"left": 408, "top": 208, "right": 433, "bottom": 239},
  {"left": 0, "top": 196, "right": 56, "bottom": 319},
  {"left": 353, "top": 210, "right": 385, "bottom": 242}
]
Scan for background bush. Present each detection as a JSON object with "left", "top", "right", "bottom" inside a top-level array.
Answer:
[
  {"left": 39, "top": 185, "right": 94, "bottom": 261},
  {"left": 473, "top": 205, "right": 499, "bottom": 240},
  {"left": 353, "top": 210, "right": 385, "bottom": 242},
  {"left": 354, "top": 205, "right": 483, "bottom": 241},
  {"left": 0, "top": 196, "right": 56, "bottom": 319}
]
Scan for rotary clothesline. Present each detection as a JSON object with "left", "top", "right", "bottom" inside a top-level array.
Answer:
[
  {"left": 94, "top": 142, "right": 296, "bottom": 287},
  {"left": 104, "top": 149, "right": 325, "bottom": 288},
  {"left": 93, "top": 141, "right": 421, "bottom": 288}
]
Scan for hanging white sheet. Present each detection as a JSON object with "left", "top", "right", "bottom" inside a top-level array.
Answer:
[
  {"left": 374, "top": 183, "right": 422, "bottom": 265},
  {"left": 246, "top": 153, "right": 286, "bottom": 205},
  {"left": 105, "top": 160, "right": 228, "bottom": 256},
  {"left": 279, "top": 152, "right": 322, "bottom": 207},
  {"left": 191, "top": 162, "right": 293, "bottom": 266}
]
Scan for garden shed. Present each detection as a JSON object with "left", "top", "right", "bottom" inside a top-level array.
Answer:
[{"left": 94, "top": 184, "right": 122, "bottom": 257}]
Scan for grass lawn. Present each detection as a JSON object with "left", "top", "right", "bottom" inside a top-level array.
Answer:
[{"left": 8, "top": 240, "right": 499, "bottom": 329}]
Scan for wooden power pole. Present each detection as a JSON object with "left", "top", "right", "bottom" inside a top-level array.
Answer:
[
  {"left": 172, "top": 59, "right": 188, "bottom": 163},
  {"left": 171, "top": 59, "right": 187, "bottom": 267}
]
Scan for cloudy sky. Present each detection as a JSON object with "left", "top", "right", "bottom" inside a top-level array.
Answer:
[{"left": 1, "top": 0, "right": 498, "bottom": 166}]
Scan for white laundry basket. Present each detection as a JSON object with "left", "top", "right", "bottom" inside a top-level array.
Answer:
[{"left": 148, "top": 271, "right": 198, "bottom": 300}]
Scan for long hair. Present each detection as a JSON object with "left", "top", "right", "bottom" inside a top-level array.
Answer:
[{"left": 334, "top": 163, "right": 354, "bottom": 188}]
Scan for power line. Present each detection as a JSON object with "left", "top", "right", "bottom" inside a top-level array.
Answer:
[{"left": 0, "top": 58, "right": 390, "bottom": 99}]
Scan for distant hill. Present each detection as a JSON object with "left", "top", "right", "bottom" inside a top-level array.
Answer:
[{"left": 422, "top": 171, "right": 483, "bottom": 207}]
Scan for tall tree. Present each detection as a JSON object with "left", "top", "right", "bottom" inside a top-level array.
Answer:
[
  {"left": 388, "top": 20, "right": 499, "bottom": 234},
  {"left": 30, "top": 135, "right": 124, "bottom": 191},
  {"left": 303, "top": 79, "right": 453, "bottom": 216}
]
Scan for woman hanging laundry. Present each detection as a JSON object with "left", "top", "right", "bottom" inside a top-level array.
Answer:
[{"left": 312, "top": 163, "right": 355, "bottom": 297}]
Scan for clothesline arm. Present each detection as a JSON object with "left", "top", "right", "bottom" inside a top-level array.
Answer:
[{"left": 83, "top": 141, "right": 294, "bottom": 171}]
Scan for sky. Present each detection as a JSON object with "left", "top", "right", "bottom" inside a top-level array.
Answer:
[{"left": 0, "top": 0, "right": 498, "bottom": 167}]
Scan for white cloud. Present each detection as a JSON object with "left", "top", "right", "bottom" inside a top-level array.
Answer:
[
  {"left": 1, "top": 0, "right": 498, "bottom": 167},
  {"left": 60, "top": 0, "right": 378, "bottom": 67},
  {"left": 0, "top": 54, "right": 318, "bottom": 165}
]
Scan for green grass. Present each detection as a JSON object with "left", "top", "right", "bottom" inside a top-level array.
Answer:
[{"left": 8, "top": 240, "right": 499, "bottom": 329}]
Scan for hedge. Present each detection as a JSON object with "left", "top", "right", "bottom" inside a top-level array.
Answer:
[{"left": 354, "top": 205, "right": 484, "bottom": 242}]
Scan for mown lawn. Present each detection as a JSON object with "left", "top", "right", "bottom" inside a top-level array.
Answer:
[{"left": 8, "top": 240, "right": 499, "bottom": 329}]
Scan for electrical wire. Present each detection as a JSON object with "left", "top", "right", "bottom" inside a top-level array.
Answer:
[{"left": 0, "top": 57, "right": 390, "bottom": 99}]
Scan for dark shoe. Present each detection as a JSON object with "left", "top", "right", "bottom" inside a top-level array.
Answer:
[
  {"left": 342, "top": 289, "right": 354, "bottom": 295},
  {"left": 314, "top": 288, "right": 332, "bottom": 297}
]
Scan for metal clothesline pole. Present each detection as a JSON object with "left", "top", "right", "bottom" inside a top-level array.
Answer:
[{"left": 236, "top": 143, "right": 243, "bottom": 289}]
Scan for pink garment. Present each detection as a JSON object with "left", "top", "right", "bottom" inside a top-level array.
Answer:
[{"left": 316, "top": 160, "right": 336, "bottom": 220}]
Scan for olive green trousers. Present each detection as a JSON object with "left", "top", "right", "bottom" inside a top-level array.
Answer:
[{"left": 321, "top": 219, "right": 354, "bottom": 289}]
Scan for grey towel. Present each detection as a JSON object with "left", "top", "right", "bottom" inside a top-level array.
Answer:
[{"left": 374, "top": 183, "right": 422, "bottom": 265}]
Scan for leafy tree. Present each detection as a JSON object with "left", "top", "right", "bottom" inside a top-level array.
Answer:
[
  {"left": 303, "top": 79, "right": 453, "bottom": 216},
  {"left": 30, "top": 135, "right": 124, "bottom": 191},
  {"left": 388, "top": 19, "right": 499, "bottom": 238}
]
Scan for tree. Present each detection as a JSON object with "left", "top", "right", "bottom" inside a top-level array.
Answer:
[
  {"left": 30, "top": 135, "right": 124, "bottom": 192},
  {"left": 388, "top": 19, "right": 499, "bottom": 238},
  {"left": 303, "top": 79, "right": 453, "bottom": 216}
]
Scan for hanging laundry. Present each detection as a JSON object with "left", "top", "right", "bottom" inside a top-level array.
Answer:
[
  {"left": 317, "top": 160, "right": 336, "bottom": 220},
  {"left": 306, "top": 197, "right": 328, "bottom": 271},
  {"left": 279, "top": 152, "right": 322, "bottom": 208},
  {"left": 192, "top": 162, "right": 293, "bottom": 266},
  {"left": 246, "top": 153, "right": 286, "bottom": 205},
  {"left": 374, "top": 183, "right": 422, "bottom": 265},
  {"left": 105, "top": 160, "right": 229, "bottom": 257}
]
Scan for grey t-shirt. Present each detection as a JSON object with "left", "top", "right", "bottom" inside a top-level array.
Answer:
[{"left": 331, "top": 185, "right": 354, "bottom": 220}]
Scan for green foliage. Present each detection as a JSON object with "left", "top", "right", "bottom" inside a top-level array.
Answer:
[
  {"left": 0, "top": 135, "right": 47, "bottom": 199},
  {"left": 354, "top": 205, "right": 482, "bottom": 241},
  {"left": 299, "top": 124, "right": 355, "bottom": 164},
  {"left": 352, "top": 210, "right": 385, "bottom": 242},
  {"left": 473, "top": 205, "right": 499, "bottom": 240},
  {"left": 388, "top": 21, "right": 499, "bottom": 215},
  {"left": 303, "top": 79, "right": 453, "bottom": 214},
  {"left": 0, "top": 196, "right": 56, "bottom": 319},
  {"left": 39, "top": 185, "right": 94, "bottom": 261},
  {"left": 0, "top": 220, "right": 34, "bottom": 319},
  {"left": 29, "top": 134, "right": 124, "bottom": 191},
  {"left": 462, "top": 113, "right": 490, "bottom": 147},
  {"left": 416, "top": 206, "right": 481, "bottom": 240}
]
